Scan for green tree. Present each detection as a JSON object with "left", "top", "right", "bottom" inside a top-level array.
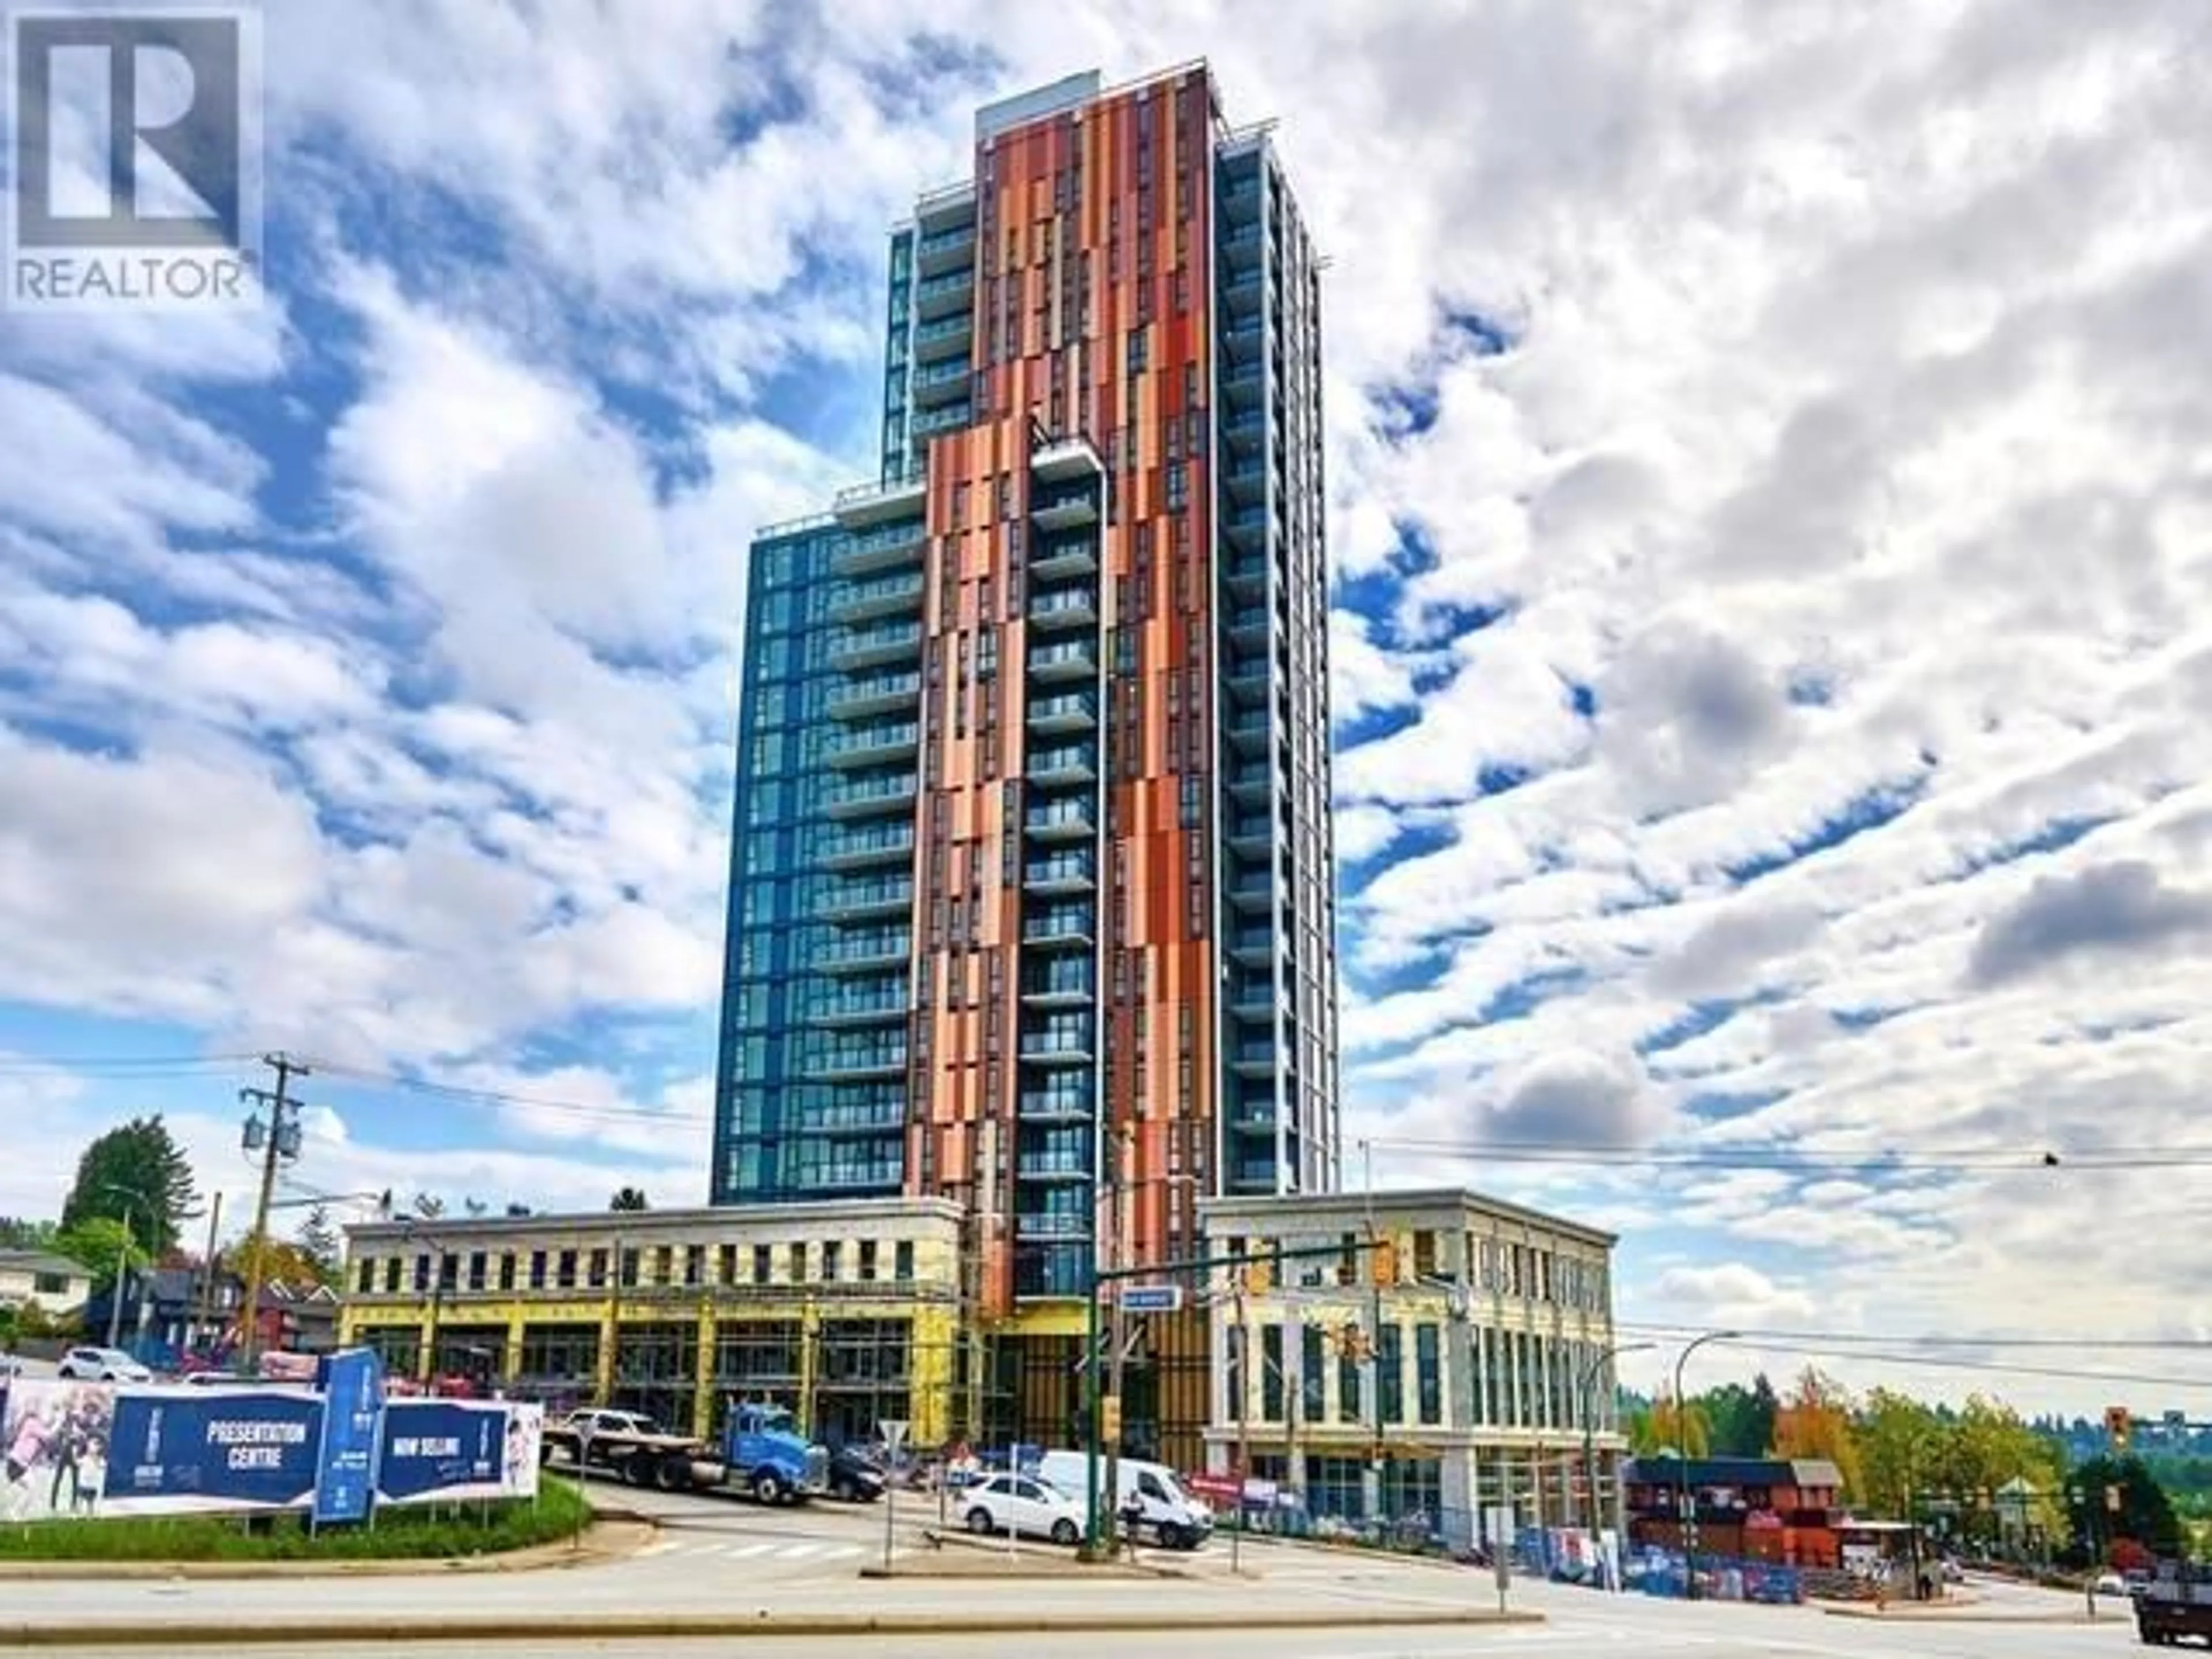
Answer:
[
  {"left": 1703, "top": 1376, "right": 1781, "bottom": 1457},
  {"left": 59, "top": 1117, "right": 198, "bottom": 1256},
  {"left": 1857, "top": 1387, "right": 1944, "bottom": 1517},
  {"left": 0, "top": 1218, "right": 58, "bottom": 1250},
  {"left": 609, "top": 1187, "right": 650, "bottom": 1212},
  {"left": 2066, "top": 1454, "right": 2183, "bottom": 1562},
  {"left": 51, "top": 1215, "right": 149, "bottom": 1292},
  {"left": 296, "top": 1205, "right": 340, "bottom": 1284}
]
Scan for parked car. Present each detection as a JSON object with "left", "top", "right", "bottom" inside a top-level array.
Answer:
[
  {"left": 56, "top": 1346, "right": 151, "bottom": 1383},
  {"left": 961, "top": 1473, "right": 1085, "bottom": 1546},
  {"left": 2094, "top": 1571, "right": 2130, "bottom": 1598}
]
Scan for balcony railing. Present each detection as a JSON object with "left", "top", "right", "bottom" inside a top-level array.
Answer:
[
  {"left": 809, "top": 988, "right": 908, "bottom": 1024},
  {"left": 1022, "top": 910, "right": 1093, "bottom": 945},
  {"left": 1021, "top": 966, "right": 1092, "bottom": 1001},
  {"left": 1027, "top": 640, "right": 1096, "bottom": 679},
  {"left": 1027, "top": 744, "right": 1097, "bottom": 785},
  {"left": 828, "top": 671, "right": 920, "bottom": 719},
  {"left": 821, "top": 876, "right": 914, "bottom": 918},
  {"left": 912, "top": 358, "right": 971, "bottom": 389},
  {"left": 1019, "top": 1092, "right": 1091, "bottom": 1121},
  {"left": 815, "top": 930, "right": 908, "bottom": 968},
  {"left": 829, "top": 621, "right": 923, "bottom": 667},
  {"left": 830, "top": 571, "right": 925, "bottom": 618},
  {"left": 914, "top": 402, "right": 972, "bottom": 437},
  {"left": 825, "top": 773, "right": 918, "bottom": 816},
  {"left": 1026, "top": 692, "right": 1097, "bottom": 728},
  {"left": 1016, "top": 1212, "right": 1093, "bottom": 1239},
  {"left": 1017, "top": 1153, "right": 1092, "bottom": 1178},
  {"left": 824, "top": 722, "right": 919, "bottom": 766},
  {"left": 1024, "top": 801, "right": 1094, "bottom": 838},
  {"left": 822, "top": 824, "right": 915, "bottom": 866},
  {"left": 1023, "top": 853, "right": 1094, "bottom": 889},
  {"left": 1028, "top": 588, "right": 1096, "bottom": 626}
]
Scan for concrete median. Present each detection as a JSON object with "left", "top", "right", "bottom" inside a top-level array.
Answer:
[{"left": 0, "top": 1606, "right": 1544, "bottom": 1647}]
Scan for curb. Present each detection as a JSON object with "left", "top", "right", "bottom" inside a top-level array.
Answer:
[
  {"left": 1821, "top": 1604, "right": 2122, "bottom": 1626},
  {"left": 0, "top": 1520, "right": 654, "bottom": 1582},
  {"left": 0, "top": 1609, "right": 1546, "bottom": 1647}
]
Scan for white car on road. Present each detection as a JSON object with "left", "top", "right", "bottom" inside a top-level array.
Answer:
[
  {"left": 961, "top": 1473, "right": 1085, "bottom": 1546},
  {"left": 55, "top": 1346, "right": 151, "bottom": 1383}
]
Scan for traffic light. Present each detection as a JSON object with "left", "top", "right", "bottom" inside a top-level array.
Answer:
[
  {"left": 2106, "top": 1405, "right": 2131, "bottom": 1453},
  {"left": 1370, "top": 1237, "right": 1399, "bottom": 1286}
]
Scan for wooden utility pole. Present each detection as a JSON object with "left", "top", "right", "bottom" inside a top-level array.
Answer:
[{"left": 236, "top": 1053, "right": 307, "bottom": 1371}]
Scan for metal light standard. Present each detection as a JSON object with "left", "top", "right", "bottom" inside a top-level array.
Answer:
[
  {"left": 99, "top": 1181, "right": 150, "bottom": 1350},
  {"left": 1672, "top": 1330, "right": 1738, "bottom": 1600},
  {"left": 1577, "top": 1339, "right": 1653, "bottom": 1546},
  {"left": 402, "top": 1219, "right": 448, "bottom": 1386}
]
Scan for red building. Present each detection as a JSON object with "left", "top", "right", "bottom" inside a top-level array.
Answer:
[{"left": 1623, "top": 1456, "right": 1848, "bottom": 1567}]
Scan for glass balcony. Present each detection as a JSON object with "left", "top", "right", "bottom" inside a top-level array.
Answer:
[
  {"left": 833, "top": 520, "right": 926, "bottom": 575},
  {"left": 1020, "top": 963, "right": 1092, "bottom": 1005},
  {"left": 802, "top": 1039, "right": 908, "bottom": 1080},
  {"left": 1222, "top": 357, "right": 1264, "bottom": 408},
  {"left": 912, "top": 358, "right": 971, "bottom": 406},
  {"left": 1228, "top": 709, "right": 1271, "bottom": 753},
  {"left": 915, "top": 225, "right": 975, "bottom": 272},
  {"left": 1222, "top": 504, "right": 1267, "bottom": 546},
  {"left": 806, "top": 1162, "right": 904, "bottom": 1192},
  {"left": 810, "top": 985, "right": 909, "bottom": 1027},
  {"left": 1024, "top": 800, "right": 1094, "bottom": 842},
  {"left": 913, "top": 312, "right": 974, "bottom": 362},
  {"left": 1228, "top": 973, "right": 1277, "bottom": 1017},
  {"left": 827, "top": 671, "right": 920, "bottom": 722},
  {"left": 1026, "top": 744, "right": 1097, "bottom": 788},
  {"left": 1022, "top": 851, "right": 1094, "bottom": 895},
  {"left": 1017, "top": 1152, "right": 1093, "bottom": 1180},
  {"left": 1025, "top": 691, "right": 1097, "bottom": 733},
  {"left": 816, "top": 930, "right": 910, "bottom": 974},
  {"left": 1229, "top": 922, "right": 1275, "bottom": 964},
  {"left": 1016, "top": 1211, "right": 1093, "bottom": 1240},
  {"left": 1018, "top": 1089, "right": 1092, "bottom": 1123},
  {"left": 824, "top": 721, "right": 919, "bottom": 769},
  {"left": 821, "top": 823, "right": 915, "bottom": 870},
  {"left": 833, "top": 472, "right": 926, "bottom": 529},
  {"left": 1229, "top": 870, "right": 1274, "bottom": 912},
  {"left": 1022, "top": 907, "right": 1094, "bottom": 948},
  {"left": 915, "top": 268, "right": 974, "bottom": 319},
  {"left": 914, "top": 401, "right": 972, "bottom": 437},
  {"left": 797, "top": 1104, "right": 906, "bottom": 1135},
  {"left": 1227, "top": 811, "right": 1274, "bottom": 851},
  {"left": 825, "top": 771, "right": 918, "bottom": 819},
  {"left": 1226, "top": 757, "right": 1272, "bottom": 798},
  {"left": 1028, "top": 587, "right": 1097, "bottom": 631},
  {"left": 1226, "top": 461, "right": 1266, "bottom": 505},
  {"left": 1230, "top": 1040, "right": 1278, "bottom": 1075},
  {"left": 1027, "top": 640, "right": 1096, "bottom": 681},
  {"left": 1227, "top": 605, "right": 1270, "bottom": 647},
  {"left": 1032, "top": 486, "right": 1100, "bottom": 531},
  {"left": 829, "top": 571, "right": 925, "bottom": 623},
  {"left": 1031, "top": 535, "right": 1099, "bottom": 581},
  {"left": 820, "top": 875, "right": 914, "bottom": 921},
  {"left": 1222, "top": 408, "right": 1264, "bottom": 455},
  {"left": 1014, "top": 1245, "right": 1093, "bottom": 1298},
  {"left": 1018, "top": 1018, "right": 1093, "bottom": 1064},
  {"left": 829, "top": 620, "right": 923, "bottom": 671},
  {"left": 1221, "top": 320, "right": 1263, "bottom": 360}
]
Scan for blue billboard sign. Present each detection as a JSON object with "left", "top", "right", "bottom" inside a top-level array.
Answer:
[
  {"left": 312, "top": 1349, "right": 384, "bottom": 1526},
  {"left": 377, "top": 1400, "right": 505, "bottom": 1505},
  {"left": 103, "top": 1388, "right": 324, "bottom": 1516}
]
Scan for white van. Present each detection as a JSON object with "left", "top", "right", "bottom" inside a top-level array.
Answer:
[{"left": 1035, "top": 1450, "right": 1213, "bottom": 1550}]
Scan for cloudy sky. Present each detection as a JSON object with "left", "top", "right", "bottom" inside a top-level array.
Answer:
[{"left": 3, "top": 0, "right": 2208, "bottom": 1414}]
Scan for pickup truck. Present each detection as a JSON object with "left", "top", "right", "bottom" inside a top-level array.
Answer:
[
  {"left": 2135, "top": 1559, "right": 2212, "bottom": 1647},
  {"left": 541, "top": 1403, "right": 827, "bottom": 1503}
]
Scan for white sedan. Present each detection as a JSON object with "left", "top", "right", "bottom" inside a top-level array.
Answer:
[
  {"left": 961, "top": 1473, "right": 1086, "bottom": 1546},
  {"left": 55, "top": 1346, "right": 151, "bottom": 1383}
]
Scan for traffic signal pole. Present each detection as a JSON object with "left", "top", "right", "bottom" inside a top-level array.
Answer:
[{"left": 1080, "top": 1235, "right": 1387, "bottom": 1559}]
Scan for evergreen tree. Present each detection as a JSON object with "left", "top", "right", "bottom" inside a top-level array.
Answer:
[
  {"left": 296, "top": 1205, "right": 340, "bottom": 1283},
  {"left": 59, "top": 1117, "right": 198, "bottom": 1256}
]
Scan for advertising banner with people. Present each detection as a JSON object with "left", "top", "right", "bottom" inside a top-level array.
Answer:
[
  {"left": 376, "top": 1399, "right": 541, "bottom": 1506},
  {"left": 2, "top": 1379, "right": 116, "bottom": 1521}
]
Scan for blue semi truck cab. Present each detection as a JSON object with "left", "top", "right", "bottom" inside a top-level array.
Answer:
[{"left": 718, "top": 1401, "right": 828, "bottom": 1504}]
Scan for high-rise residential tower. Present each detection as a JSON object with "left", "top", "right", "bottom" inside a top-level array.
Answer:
[{"left": 714, "top": 65, "right": 1337, "bottom": 1354}]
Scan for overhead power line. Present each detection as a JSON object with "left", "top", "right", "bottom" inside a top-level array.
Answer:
[
  {"left": 303, "top": 1057, "right": 703, "bottom": 1128},
  {"left": 1363, "top": 1135, "right": 2212, "bottom": 1172},
  {"left": 1613, "top": 1324, "right": 2212, "bottom": 1391},
  {"left": 1617, "top": 1321, "right": 2212, "bottom": 1354}
]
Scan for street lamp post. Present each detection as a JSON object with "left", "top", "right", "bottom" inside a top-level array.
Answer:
[
  {"left": 1577, "top": 1340, "right": 1654, "bottom": 1544},
  {"left": 99, "top": 1182, "right": 148, "bottom": 1350},
  {"left": 1672, "top": 1330, "right": 1738, "bottom": 1601},
  {"left": 403, "top": 1221, "right": 447, "bottom": 1387}
]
